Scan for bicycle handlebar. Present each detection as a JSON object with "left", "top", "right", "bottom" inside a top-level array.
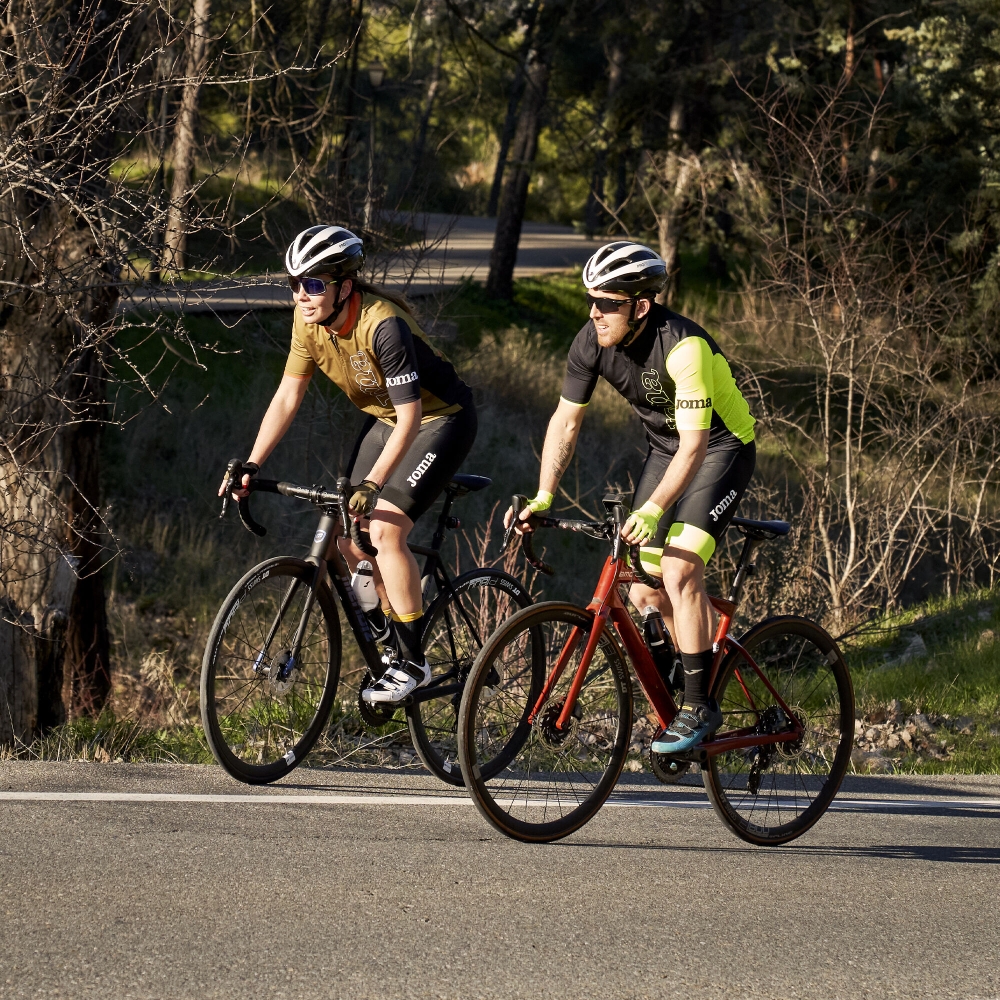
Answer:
[
  {"left": 218, "top": 460, "right": 378, "bottom": 555},
  {"left": 502, "top": 492, "right": 663, "bottom": 588}
]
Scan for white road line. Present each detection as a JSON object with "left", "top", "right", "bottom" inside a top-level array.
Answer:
[{"left": 1, "top": 790, "right": 999, "bottom": 811}]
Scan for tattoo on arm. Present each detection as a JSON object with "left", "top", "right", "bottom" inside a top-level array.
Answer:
[{"left": 552, "top": 440, "right": 573, "bottom": 479}]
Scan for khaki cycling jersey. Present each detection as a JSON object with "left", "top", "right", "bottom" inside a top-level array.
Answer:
[
  {"left": 284, "top": 291, "right": 472, "bottom": 424},
  {"left": 561, "top": 303, "right": 755, "bottom": 453}
]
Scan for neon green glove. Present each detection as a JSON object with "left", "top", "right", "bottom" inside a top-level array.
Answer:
[
  {"left": 622, "top": 501, "right": 664, "bottom": 545},
  {"left": 526, "top": 490, "right": 554, "bottom": 514}
]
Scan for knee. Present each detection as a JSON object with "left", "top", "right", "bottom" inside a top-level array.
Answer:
[
  {"left": 659, "top": 554, "right": 704, "bottom": 604},
  {"left": 369, "top": 517, "right": 404, "bottom": 550}
]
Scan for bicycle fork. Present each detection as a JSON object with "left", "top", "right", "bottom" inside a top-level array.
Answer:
[{"left": 255, "top": 513, "right": 339, "bottom": 685}]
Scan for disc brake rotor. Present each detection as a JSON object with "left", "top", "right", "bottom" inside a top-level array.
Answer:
[{"left": 536, "top": 698, "right": 581, "bottom": 750}]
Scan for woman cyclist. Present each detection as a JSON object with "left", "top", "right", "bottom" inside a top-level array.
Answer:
[{"left": 221, "top": 225, "right": 477, "bottom": 704}]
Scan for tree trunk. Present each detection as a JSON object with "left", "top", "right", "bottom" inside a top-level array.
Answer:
[
  {"left": 486, "top": 0, "right": 540, "bottom": 218},
  {"left": 486, "top": 2, "right": 564, "bottom": 301},
  {"left": 652, "top": 96, "right": 693, "bottom": 306},
  {"left": 336, "top": 0, "right": 364, "bottom": 194},
  {"left": 0, "top": 0, "right": 138, "bottom": 731},
  {"left": 162, "top": 0, "right": 213, "bottom": 274},
  {"left": 584, "top": 40, "right": 625, "bottom": 237},
  {"left": 411, "top": 41, "right": 444, "bottom": 177}
]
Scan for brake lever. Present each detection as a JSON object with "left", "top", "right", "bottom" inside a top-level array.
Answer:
[
  {"left": 502, "top": 494, "right": 529, "bottom": 554},
  {"left": 219, "top": 458, "right": 242, "bottom": 519}
]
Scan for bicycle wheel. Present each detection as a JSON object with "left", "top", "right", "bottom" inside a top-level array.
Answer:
[
  {"left": 201, "top": 557, "right": 342, "bottom": 784},
  {"left": 457, "top": 602, "right": 632, "bottom": 843},
  {"left": 408, "top": 569, "right": 532, "bottom": 785},
  {"left": 704, "top": 615, "right": 854, "bottom": 845}
]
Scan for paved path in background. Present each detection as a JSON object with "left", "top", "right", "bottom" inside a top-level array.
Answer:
[
  {"left": 119, "top": 213, "right": 597, "bottom": 314},
  {"left": 2, "top": 762, "right": 998, "bottom": 999}
]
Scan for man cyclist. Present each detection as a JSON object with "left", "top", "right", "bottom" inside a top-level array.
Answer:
[
  {"left": 221, "top": 225, "right": 476, "bottom": 704},
  {"left": 509, "top": 241, "right": 755, "bottom": 754}
]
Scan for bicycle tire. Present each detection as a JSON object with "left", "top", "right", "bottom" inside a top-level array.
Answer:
[
  {"left": 408, "top": 568, "right": 532, "bottom": 785},
  {"left": 703, "top": 615, "right": 854, "bottom": 845},
  {"left": 201, "top": 557, "right": 342, "bottom": 784},
  {"left": 457, "top": 602, "right": 632, "bottom": 843}
]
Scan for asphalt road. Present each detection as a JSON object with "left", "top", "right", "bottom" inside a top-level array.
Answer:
[
  {"left": 119, "top": 213, "right": 598, "bottom": 313},
  {"left": 1, "top": 762, "right": 998, "bottom": 1000}
]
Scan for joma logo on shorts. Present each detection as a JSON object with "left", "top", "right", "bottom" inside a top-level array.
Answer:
[
  {"left": 386, "top": 371, "right": 418, "bottom": 387},
  {"left": 677, "top": 397, "right": 712, "bottom": 409},
  {"left": 407, "top": 451, "right": 437, "bottom": 487},
  {"left": 709, "top": 489, "right": 738, "bottom": 522}
]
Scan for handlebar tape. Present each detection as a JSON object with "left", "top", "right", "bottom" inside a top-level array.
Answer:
[
  {"left": 335, "top": 476, "right": 378, "bottom": 556},
  {"left": 628, "top": 545, "right": 663, "bottom": 589}
]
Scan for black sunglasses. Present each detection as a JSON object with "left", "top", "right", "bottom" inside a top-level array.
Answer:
[
  {"left": 288, "top": 275, "right": 338, "bottom": 296},
  {"left": 586, "top": 293, "right": 635, "bottom": 313}
]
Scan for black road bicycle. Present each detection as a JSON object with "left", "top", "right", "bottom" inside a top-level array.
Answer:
[{"left": 200, "top": 460, "right": 533, "bottom": 786}]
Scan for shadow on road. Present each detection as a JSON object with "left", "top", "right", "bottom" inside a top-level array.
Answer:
[{"left": 565, "top": 842, "right": 1000, "bottom": 864}]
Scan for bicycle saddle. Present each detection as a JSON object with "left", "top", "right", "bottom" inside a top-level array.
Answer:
[
  {"left": 730, "top": 516, "right": 791, "bottom": 537},
  {"left": 447, "top": 474, "right": 492, "bottom": 496}
]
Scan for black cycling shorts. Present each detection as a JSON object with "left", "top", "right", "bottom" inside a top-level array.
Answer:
[
  {"left": 632, "top": 439, "right": 756, "bottom": 567},
  {"left": 346, "top": 408, "right": 478, "bottom": 523}
]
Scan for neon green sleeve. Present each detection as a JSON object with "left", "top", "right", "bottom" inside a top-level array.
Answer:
[{"left": 666, "top": 337, "right": 714, "bottom": 431}]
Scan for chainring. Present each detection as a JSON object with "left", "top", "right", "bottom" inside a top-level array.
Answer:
[
  {"left": 645, "top": 740, "right": 692, "bottom": 784},
  {"left": 357, "top": 669, "right": 400, "bottom": 728}
]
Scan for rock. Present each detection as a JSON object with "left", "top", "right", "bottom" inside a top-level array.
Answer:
[
  {"left": 854, "top": 719, "right": 864, "bottom": 736},
  {"left": 886, "top": 733, "right": 901, "bottom": 750},
  {"left": 854, "top": 751, "right": 894, "bottom": 773},
  {"left": 900, "top": 729, "right": 913, "bottom": 747},
  {"left": 865, "top": 727, "right": 880, "bottom": 742},
  {"left": 951, "top": 716, "right": 975, "bottom": 735},
  {"left": 867, "top": 707, "right": 888, "bottom": 724},
  {"left": 976, "top": 629, "right": 996, "bottom": 651},
  {"left": 398, "top": 750, "right": 415, "bottom": 765},
  {"left": 978, "top": 608, "right": 993, "bottom": 620},
  {"left": 911, "top": 713, "right": 936, "bottom": 734},
  {"left": 897, "top": 633, "right": 928, "bottom": 663},
  {"left": 887, "top": 699, "right": 904, "bottom": 723},
  {"left": 625, "top": 759, "right": 643, "bottom": 773}
]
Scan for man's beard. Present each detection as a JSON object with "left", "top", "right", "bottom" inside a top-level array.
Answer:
[{"left": 595, "top": 324, "right": 629, "bottom": 348}]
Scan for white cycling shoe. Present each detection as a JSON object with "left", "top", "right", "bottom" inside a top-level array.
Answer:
[{"left": 362, "top": 659, "right": 432, "bottom": 704}]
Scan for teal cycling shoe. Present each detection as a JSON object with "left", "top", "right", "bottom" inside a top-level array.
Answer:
[{"left": 652, "top": 702, "right": 723, "bottom": 754}]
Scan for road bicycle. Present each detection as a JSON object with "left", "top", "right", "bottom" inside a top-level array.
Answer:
[
  {"left": 200, "top": 460, "right": 532, "bottom": 786},
  {"left": 456, "top": 492, "right": 855, "bottom": 845}
]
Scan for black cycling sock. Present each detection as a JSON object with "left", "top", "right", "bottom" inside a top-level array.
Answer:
[
  {"left": 681, "top": 649, "right": 714, "bottom": 709},
  {"left": 392, "top": 614, "right": 424, "bottom": 664}
]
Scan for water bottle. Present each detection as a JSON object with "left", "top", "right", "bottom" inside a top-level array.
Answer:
[
  {"left": 641, "top": 606, "right": 674, "bottom": 682},
  {"left": 350, "top": 560, "right": 380, "bottom": 612}
]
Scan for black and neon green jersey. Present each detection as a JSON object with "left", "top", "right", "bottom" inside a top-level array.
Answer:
[{"left": 561, "top": 304, "right": 755, "bottom": 453}]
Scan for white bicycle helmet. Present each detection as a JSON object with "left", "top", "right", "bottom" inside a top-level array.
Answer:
[
  {"left": 582, "top": 241, "right": 666, "bottom": 296},
  {"left": 285, "top": 225, "right": 365, "bottom": 278}
]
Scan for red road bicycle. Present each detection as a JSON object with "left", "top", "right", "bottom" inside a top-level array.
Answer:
[{"left": 456, "top": 492, "right": 855, "bottom": 845}]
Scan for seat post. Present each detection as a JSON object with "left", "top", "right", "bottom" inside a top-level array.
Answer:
[
  {"left": 727, "top": 533, "right": 761, "bottom": 607},
  {"left": 431, "top": 490, "right": 456, "bottom": 552}
]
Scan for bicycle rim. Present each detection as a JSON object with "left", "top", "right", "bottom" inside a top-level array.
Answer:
[
  {"left": 201, "top": 558, "right": 340, "bottom": 784},
  {"left": 704, "top": 616, "right": 854, "bottom": 845},
  {"left": 458, "top": 602, "right": 631, "bottom": 843},
  {"left": 409, "top": 569, "right": 531, "bottom": 785}
]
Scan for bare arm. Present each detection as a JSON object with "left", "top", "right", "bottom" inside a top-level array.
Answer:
[
  {"left": 537, "top": 398, "right": 587, "bottom": 497},
  {"left": 505, "top": 398, "right": 586, "bottom": 529},
  {"left": 362, "top": 399, "right": 422, "bottom": 487},
  {"left": 218, "top": 374, "right": 309, "bottom": 494}
]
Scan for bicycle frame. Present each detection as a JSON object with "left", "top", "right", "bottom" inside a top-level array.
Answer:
[{"left": 528, "top": 534, "right": 805, "bottom": 761}]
